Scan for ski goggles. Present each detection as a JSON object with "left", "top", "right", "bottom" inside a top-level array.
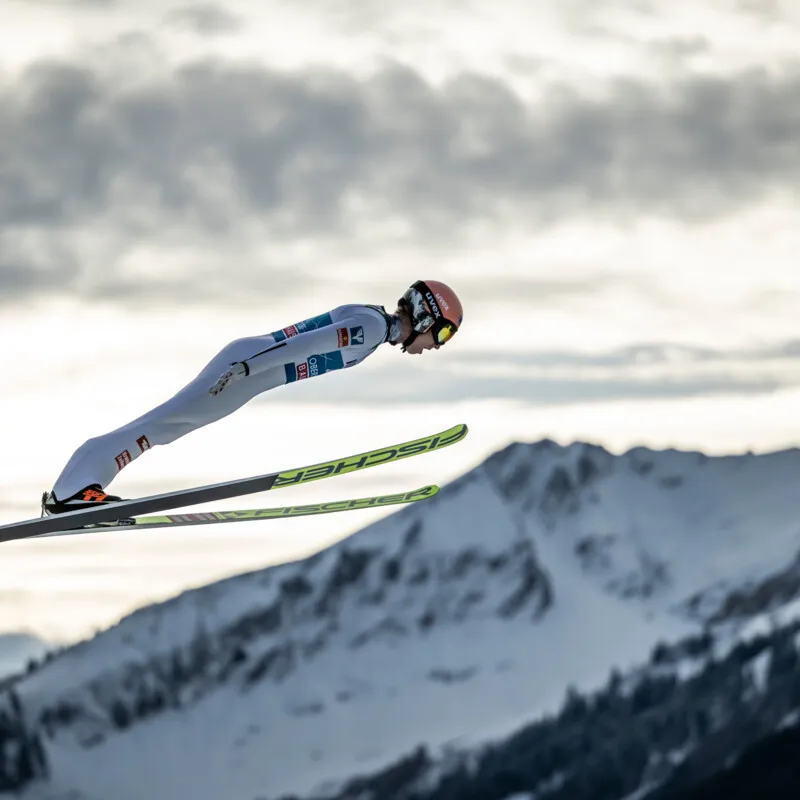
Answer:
[
  {"left": 403, "top": 286, "right": 458, "bottom": 345},
  {"left": 430, "top": 318, "right": 457, "bottom": 345}
]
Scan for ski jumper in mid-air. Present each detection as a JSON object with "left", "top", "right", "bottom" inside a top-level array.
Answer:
[{"left": 42, "top": 280, "right": 464, "bottom": 516}]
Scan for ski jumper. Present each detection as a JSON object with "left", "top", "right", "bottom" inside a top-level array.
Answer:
[{"left": 51, "top": 305, "right": 392, "bottom": 499}]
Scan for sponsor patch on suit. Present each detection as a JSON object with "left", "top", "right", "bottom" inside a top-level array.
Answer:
[{"left": 349, "top": 326, "right": 364, "bottom": 345}]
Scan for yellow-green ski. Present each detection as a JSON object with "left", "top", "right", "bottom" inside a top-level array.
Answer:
[{"left": 37, "top": 485, "right": 440, "bottom": 537}]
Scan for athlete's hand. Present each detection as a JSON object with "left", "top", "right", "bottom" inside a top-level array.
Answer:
[{"left": 208, "top": 362, "right": 248, "bottom": 395}]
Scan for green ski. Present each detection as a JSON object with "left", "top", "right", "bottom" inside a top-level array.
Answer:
[{"left": 36, "top": 485, "right": 440, "bottom": 538}]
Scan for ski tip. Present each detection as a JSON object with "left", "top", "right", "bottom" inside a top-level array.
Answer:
[
  {"left": 410, "top": 484, "right": 440, "bottom": 498},
  {"left": 436, "top": 422, "right": 469, "bottom": 444}
]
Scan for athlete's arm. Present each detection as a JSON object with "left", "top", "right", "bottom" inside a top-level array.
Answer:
[{"left": 208, "top": 311, "right": 387, "bottom": 395}]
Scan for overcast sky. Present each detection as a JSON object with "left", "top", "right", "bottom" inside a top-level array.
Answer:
[{"left": 2, "top": 0, "right": 799, "bottom": 644}]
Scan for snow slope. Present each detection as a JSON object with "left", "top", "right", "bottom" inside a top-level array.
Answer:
[{"left": 12, "top": 438, "right": 800, "bottom": 799}]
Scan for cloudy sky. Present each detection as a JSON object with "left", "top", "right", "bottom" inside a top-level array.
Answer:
[{"left": 1, "top": 0, "right": 799, "bottom": 645}]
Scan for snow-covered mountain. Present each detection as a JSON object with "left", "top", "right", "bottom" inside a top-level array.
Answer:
[{"left": 7, "top": 437, "right": 800, "bottom": 800}]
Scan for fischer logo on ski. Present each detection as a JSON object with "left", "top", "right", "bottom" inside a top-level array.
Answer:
[{"left": 272, "top": 427, "right": 464, "bottom": 488}]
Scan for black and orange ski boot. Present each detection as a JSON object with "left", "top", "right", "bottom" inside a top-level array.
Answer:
[{"left": 40, "top": 485, "right": 128, "bottom": 527}]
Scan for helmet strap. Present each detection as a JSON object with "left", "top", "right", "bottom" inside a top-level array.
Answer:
[
  {"left": 400, "top": 329, "right": 419, "bottom": 353},
  {"left": 393, "top": 298, "right": 421, "bottom": 351}
]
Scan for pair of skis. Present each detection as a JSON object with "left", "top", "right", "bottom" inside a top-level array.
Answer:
[{"left": 0, "top": 424, "right": 468, "bottom": 544}]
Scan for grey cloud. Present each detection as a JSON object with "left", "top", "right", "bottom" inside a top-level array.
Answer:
[
  {"left": 165, "top": 4, "right": 243, "bottom": 34},
  {"left": 457, "top": 272, "right": 666, "bottom": 308},
  {"left": 20, "top": 0, "right": 116, "bottom": 5},
  {"left": 0, "top": 238, "right": 81, "bottom": 304},
  {"left": 446, "top": 340, "right": 800, "bottom": 369},
  {"left": 345, "top": 271, "right": 666, "bottom": 312},
  {"left": 2, "top": 54, "right": 800, "bottom": 302},
  {"left": 253, "top": 359, "right": 788, "bottom": 408},
  {"left": 88, "top": 268, "right": 346, "bottom": 307},
  {"left": 646, "top": 36, "right": 710, "bottom": 62},
  {"left": 424, "top": 373, "right": 783, "bottom": 406},
  {"left": 736, "top": 0, "right": 795, "bottom": 21}
]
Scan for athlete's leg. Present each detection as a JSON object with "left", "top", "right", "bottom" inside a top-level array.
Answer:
[{"left": 51, "top": 335, "right": 287, "bottom": 498}]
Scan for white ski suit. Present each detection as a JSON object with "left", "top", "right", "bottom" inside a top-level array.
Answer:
[{"left": 51, "top": 304, "right": 394, "bottom": 499}]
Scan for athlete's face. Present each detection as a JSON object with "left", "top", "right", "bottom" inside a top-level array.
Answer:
[
  {"left": 394, "top": 306, "right": 443, "bottom": 354},
  {"left": 403, "top": 328, "right": 439, "bottom": 354}
]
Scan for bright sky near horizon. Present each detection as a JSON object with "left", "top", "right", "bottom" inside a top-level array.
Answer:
[{"left": 1, "top": 0, "right": 799, "bottom": 646}]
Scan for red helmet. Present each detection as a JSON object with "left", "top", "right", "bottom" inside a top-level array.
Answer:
[{"left": 399, "top": 280, "right": 463, "bottom": 347}]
